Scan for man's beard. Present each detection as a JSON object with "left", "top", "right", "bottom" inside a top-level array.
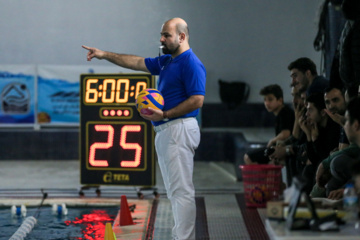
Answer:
[{"left": 162, "top": 44, "right": 180, "bottom": 55}]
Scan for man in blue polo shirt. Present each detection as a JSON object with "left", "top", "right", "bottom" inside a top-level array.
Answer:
[{"left": 82, "top": 18, "right": 206, "bottom": 240}]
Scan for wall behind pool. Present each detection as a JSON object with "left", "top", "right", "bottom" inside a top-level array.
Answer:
[{"left": 0, "top": 0, "right": 323, "bottom": 104}]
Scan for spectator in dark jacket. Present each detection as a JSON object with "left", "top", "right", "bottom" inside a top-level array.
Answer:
[
  {"left": 314, "top": 97, "right": 360, "bottom": 200},
  {"left": 299, "top": 93, "right": 340, "bottom": 193}
]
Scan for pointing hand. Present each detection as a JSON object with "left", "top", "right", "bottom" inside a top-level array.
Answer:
[{"left": 82, "top": 45, "right": 105, "bottom": 61}]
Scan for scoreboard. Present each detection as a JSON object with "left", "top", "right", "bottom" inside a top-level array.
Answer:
[{"left": 79, "top": 74, "right": 156, "bottom": 186}]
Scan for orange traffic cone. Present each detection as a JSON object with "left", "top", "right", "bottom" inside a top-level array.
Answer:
[
  {"left": 104, "top": 222, "right": 116, "bottom": 240},
  {"left": 120, "top": 195, "right": 134, "bottom": 226}
]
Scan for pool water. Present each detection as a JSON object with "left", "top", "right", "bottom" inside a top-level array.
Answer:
[{"left": 0, "top": 206, "right": 119, "bottom": 240}]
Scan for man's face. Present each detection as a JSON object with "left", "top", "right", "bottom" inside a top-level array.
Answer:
[
  {"left": 306, "top": 102, "right": 322, "bottom": 125},
  {"left": 324, "top": 88, "right": 346, "bottom": 115},
  {"left": 263, "top": 94, "right": 282, "bottom": 113},
  {"left": 290, "top": 68, "right": 309, "bottom": 92},
  {"left": 160, "top": 22, "right": 180, "bottom": 55}
]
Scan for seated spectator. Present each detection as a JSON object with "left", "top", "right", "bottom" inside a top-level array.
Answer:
[
  {"left": 270, "top": 87, "right": 308, "bottom": 185},
  {"left": 300, "top": 93, "right": 340, "bottom": 165},
  {"left": 323, "top": 86, "right": 349, "bottom": 150},
  {"left": 244, "top": 84, "right": 294, "bottom": 165},
  {"left": 312, "top": 97, "right": 360, "bottom": 199},
  {"left": 288, "top": 57, "right": 328, "bottom": 97},
  {"left": 311, "top": 146, "right": 360, "bottom": 198},
  {"left": 310, "top": 86, "right": 354, "bottom": 198},
  {"left": 298, "top": 93, "right": 340, "bottom": 194}
]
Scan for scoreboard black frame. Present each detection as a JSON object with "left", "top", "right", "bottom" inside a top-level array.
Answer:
[{"left": 79, "top": 73, "right": 156, "bottom": 186}]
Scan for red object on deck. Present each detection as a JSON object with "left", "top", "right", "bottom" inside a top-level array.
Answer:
[
  {"left": 119, "top": 195, "right": 135, "bottom": 226},
  {"left": 240, "top": 164, "right": 282, "bottom": 208}
]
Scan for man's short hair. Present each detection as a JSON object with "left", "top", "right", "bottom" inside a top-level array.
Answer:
[
  {"left": 347, "top": 97, "right": 360, "bottom": 124},
  {"left": 260, "top": 84, "right": 283, "bottom": 100},
  {"left": 288, "top": 57, "right": 318, "bottom": 76},
  {"left": 307, "top": 92, "right": 326, "bottom": 111},
  {"left": 324, "top": 86, "right": 344, "bottom": 95}
]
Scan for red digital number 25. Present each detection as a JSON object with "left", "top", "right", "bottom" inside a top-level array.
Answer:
[{"left": 89, "top": 125, "right": 142, "bottom": 168}]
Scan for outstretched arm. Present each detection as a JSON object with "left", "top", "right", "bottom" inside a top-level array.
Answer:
[{"left": 82, "top": 45, "right": 149, "bottom": 73}]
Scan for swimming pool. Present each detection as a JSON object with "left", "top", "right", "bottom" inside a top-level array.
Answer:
[{"left": 1, "top": 206, "right": 119, "bottom": 240}]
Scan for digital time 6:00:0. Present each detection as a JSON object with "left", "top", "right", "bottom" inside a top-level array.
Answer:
[{"left": 85, "top": 79, "right": 147, "bottom": 103}]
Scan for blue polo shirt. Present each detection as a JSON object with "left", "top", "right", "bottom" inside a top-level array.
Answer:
[{"left": 145, "top": 49, "right": 206, "bottom": 126}]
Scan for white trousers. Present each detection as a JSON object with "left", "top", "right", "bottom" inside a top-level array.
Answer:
[{"left": 155, "top": 118, "right": 200, "bottom": 240}]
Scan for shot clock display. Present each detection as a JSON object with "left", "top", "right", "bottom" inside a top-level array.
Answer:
[
  {"left": 80, "top": 74, "right": 156, "bottom": 186},
  {"left": 84, "top": 78, "right": 147, "bottom": 104}
]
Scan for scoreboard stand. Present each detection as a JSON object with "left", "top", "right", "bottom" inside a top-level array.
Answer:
[
  {"left": 78, "top": 185, "right": 101, "bottom": 197},
  {"left": 136, "top": 186, "right": 159, "bottom": 199},
  {"left": 77, "top": 185, "right": 159, "bottom": 199},
  {"left": 79, "top": 74, "right": 157, "bottom": 195}
]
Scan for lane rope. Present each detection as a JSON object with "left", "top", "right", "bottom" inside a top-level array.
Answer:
[{"left": 9, "top": 189, "right": 47, "bottom": 240}]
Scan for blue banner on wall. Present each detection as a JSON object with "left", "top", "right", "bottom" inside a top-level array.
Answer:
[
  {"left": 37, "top": 77, "right": 80, "bottom": 123},
  {"left": 0, "top": 71, "right": 35, "bottom": 123}
]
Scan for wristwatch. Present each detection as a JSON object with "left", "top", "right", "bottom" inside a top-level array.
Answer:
[
  {"left": 285, "top": 146, "right": 291, "bottom": 156},
  {"left": 163, "top": 111, "right": 169, "bottom": 122}
]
